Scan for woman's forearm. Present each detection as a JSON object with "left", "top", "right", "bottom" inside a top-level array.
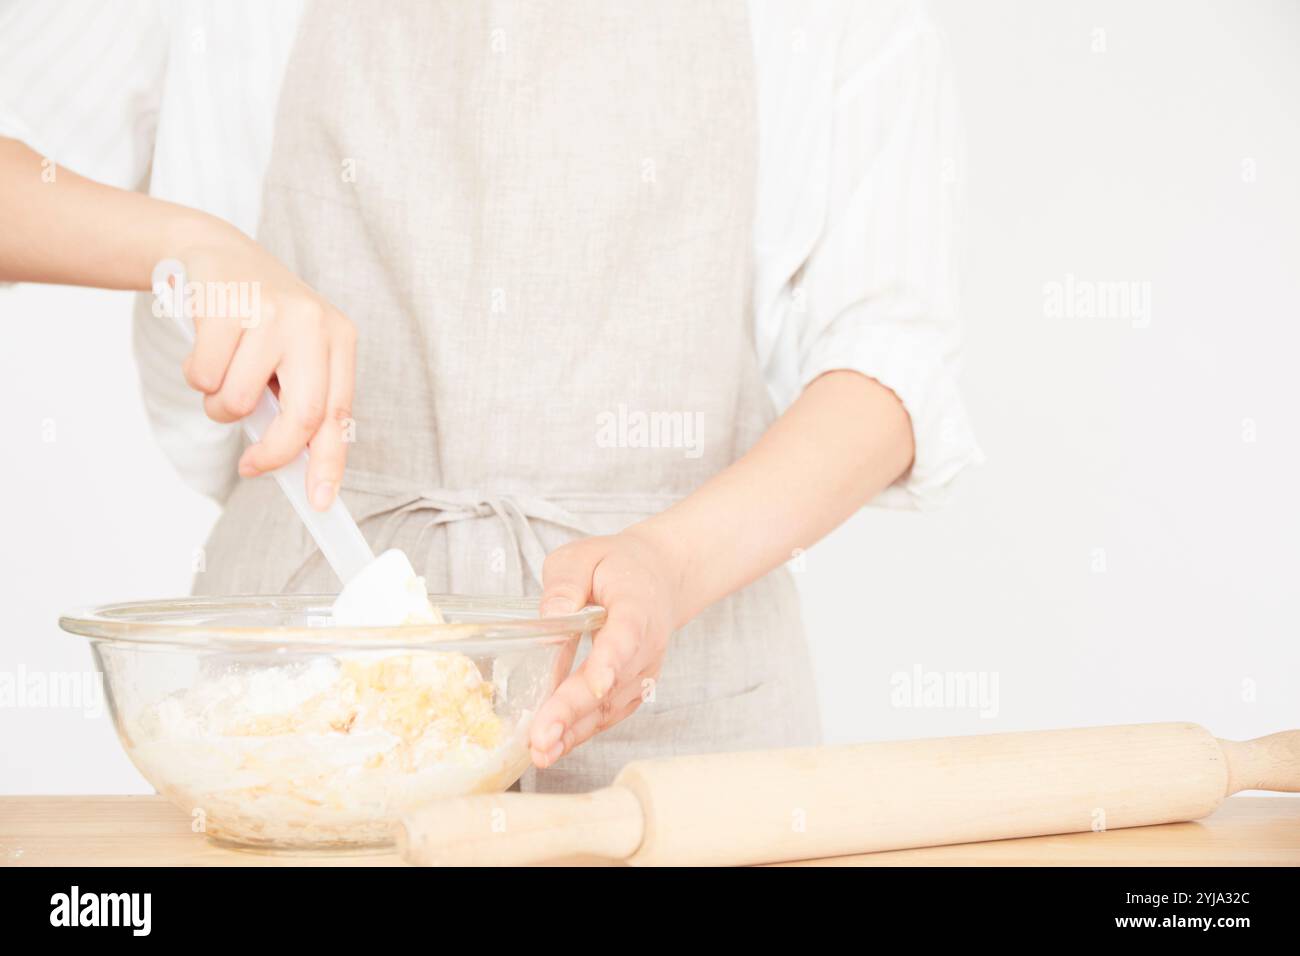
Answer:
[
  {"left": 633, "top": 369, "right": 915, "bottom": 628},
  {"left": 0, "top": 136, "right": 222, "bottom": 289}
]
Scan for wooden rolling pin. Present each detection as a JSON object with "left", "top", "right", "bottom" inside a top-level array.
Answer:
[{"left": 399, "top": 723, "right": 1300, "bottom": 866}]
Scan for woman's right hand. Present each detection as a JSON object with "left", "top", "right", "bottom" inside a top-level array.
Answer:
[
  {"left": 174, "top": 223, "right": 357, "bottom": 511},
  {"left": 0, "top": 138, "right": 355, "bottom": 509}
]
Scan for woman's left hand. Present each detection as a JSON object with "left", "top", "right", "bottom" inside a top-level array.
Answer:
[{"left": 528, "top": 528, "right": 683, "bottom": 769}]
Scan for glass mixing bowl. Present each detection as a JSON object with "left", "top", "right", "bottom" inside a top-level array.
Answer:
[{"left": 59, "top": 595, "right": 602, "bottom": 852}]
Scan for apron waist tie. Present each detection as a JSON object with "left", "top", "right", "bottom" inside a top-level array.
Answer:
[{"left": 310, "top": 469, "right": 684, "bottom": 594}]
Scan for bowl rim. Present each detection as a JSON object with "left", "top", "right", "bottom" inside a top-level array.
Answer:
[{"left": 58, "top": 593, "right": 605, "bottom": 651}]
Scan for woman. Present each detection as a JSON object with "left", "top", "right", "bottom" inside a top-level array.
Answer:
[{"left": 0, "top": 0, "right": 981, "bottom": 791}]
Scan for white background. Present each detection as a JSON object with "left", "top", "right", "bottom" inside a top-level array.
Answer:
[{"left": 2, "top": 0, "right": 1297, "bottom": 794}]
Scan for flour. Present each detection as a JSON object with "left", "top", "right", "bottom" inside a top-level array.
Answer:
[
  {"left": 124, "top": 652, "right": 528, "bottom": 848},
  {"left": 119, "top": 549, "right": 529, "bottom": 848}
]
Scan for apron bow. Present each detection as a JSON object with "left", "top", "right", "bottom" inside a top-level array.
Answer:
[
  {"left": 283, "top": 469, "right": 682, "bottom": 596},
  {"left": 374, "top": 488, "right": 602, "bottom": 593}
]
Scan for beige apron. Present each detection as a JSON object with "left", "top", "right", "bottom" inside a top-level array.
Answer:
[{"left": 196, "top": 0, "right": 821, "bottom": 792}]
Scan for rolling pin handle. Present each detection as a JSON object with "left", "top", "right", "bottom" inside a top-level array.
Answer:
[
  {"left": 400, "top": 786, "right": 645, "bottom": 866},
  {"left": 1218, "top": 731, "right": 1300, "bottom": 795}
]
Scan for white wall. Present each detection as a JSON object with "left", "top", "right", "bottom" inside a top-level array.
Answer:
[
  {"left": 2, "top": 0, "right": 1296, "bottom": 794},
  {"left": 1, "top": 284, "right": 220, "bottom": 792},
  {"left": 802, "top": 0, "right": 1300, "bottom": 759}
]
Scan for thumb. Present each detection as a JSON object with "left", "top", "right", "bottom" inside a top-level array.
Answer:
[{"left": 539, "top": 539, "right": 605, "bottom": 618}]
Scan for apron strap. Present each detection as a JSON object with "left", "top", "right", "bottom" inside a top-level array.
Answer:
[
  {"left": 278, "top": 469, "right": 684, "bottom": 594},
  {"left": 374, "top": 488, "right": 603, "bottom": 592}
]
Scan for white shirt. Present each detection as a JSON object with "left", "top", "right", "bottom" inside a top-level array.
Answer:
[{"left": 0, "top": 0, "right": 983, "bottom": 508}]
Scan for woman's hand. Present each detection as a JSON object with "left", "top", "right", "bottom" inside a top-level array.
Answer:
[
  {"left": 0, "top": 138, "right": 356, "bottom": 510},
  {"left": 175, "top": 225, "right": 357, "bottom": 511},
  {"left": 529, "top": 528, "right": 684, "bottom": 769},
  {"left": 525, "top": 371, "right": 915, "bottom": 770}
]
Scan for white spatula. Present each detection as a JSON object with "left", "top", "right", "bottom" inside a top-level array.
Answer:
[{"left": 151, "top": 259, "right": 375, "bottom": 587}]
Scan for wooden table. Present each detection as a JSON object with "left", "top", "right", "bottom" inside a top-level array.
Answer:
[{"left": 1, "top": 795, "right": 1296, "bottom": 866}]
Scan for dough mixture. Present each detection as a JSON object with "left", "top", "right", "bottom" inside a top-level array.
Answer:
[{"left": 122, "top": 550, "right": 527, "bottom": 847}]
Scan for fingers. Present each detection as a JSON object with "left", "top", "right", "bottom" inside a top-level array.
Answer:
[
  {"left": 236, "top": 335, "right": 328, "bottom": 477},
  {"left": 527, "top": 604, "right": 652, "bottom": 768},
  {"left": 197, "top": 301, "right": 356, "bottom": 504},
  {"left": 532, "top": 539, "right": 612, "bottom": 765},
  {"left": 183, "top": 314, "right": 244, "bottom": 394},
  {"left": 545, "top": 637, "right": 580, "bottom": 708},
  {"left": 303, "top": 325, "right": 356, "bottom": 510},
  {"left": 577, "top": 604, "right": 646, "bottom": 700},
  {"left": 539, "top": 540, "right": 604, "bottom": 617},
  {"left": 204, "top": 327, "right": 280, "bottom": 425},
  {"left": 529, "top": 668, "right": 648, "bottom": 769},
  {"left": 561, "top": 680, "right": 648, "bottom": 754},
  {"left": 528, "top": 668, "right": 591, "bottom": 766}
]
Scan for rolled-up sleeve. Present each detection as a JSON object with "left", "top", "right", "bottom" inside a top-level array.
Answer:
[
  {"left": 0, "top": 1, "right": 244, "bottom": 502},
  {"left": 0, "top": 0, "right": 165, "bottom": 188},
  {"left": 783, "top": 1, "right": 984, "bottom": 509}
]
